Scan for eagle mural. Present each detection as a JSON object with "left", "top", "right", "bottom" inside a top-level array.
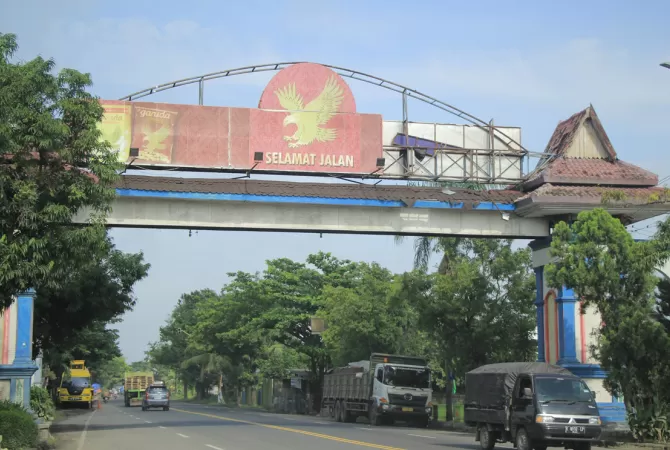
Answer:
[{"left": 274, "top": 75, "right": 344, "bottom": 148}]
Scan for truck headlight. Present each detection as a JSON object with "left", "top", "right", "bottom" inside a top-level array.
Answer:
[
  {"left": 589, "top": 417, "right": 601, "bottom": 425},
  {"left": 425, "top": 407, "right": 432, "bottom": 413},
  {"left": 382, "top": 404, "right": 390, "bottom": 410},
  {"left": 535, "top": 415, "right": 554, "bottom": 423}
]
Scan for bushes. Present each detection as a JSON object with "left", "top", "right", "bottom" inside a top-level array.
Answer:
[
  {"left": 0, "top": 410, "right": 37, "bottom": 450},
  {"left": 30, "top": 386, "right": 55, "bottom": 422},
  {"left": 628, "top": 401, "right": 670, "bottom": 443}
]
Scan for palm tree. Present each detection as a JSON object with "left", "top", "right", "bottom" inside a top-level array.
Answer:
[
  {"left": 395, "top": 181, "right": 504, "bottom": 273},
  {"left": 181, "top": 353, "right": 232, "bottom": 401}
]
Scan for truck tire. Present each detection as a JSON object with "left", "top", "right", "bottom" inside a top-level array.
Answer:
[
  {"left": 335, "top": 401, "right": 343, "bottom": 422},
  {"left": 369, "top": 406, "right": 382, "bottom": 426},
  {"left": 515, "top": 428, "right": 531, "bottom": 450},
  {"left": 479, "top": 425, "right": 495, "bottom": 450},
  {"left": 415, "top": 417, "right": 429, "bottom": 428}
]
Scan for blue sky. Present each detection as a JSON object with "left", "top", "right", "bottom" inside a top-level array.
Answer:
[{"left": 3, "top": 0, "right": 670, "bottom": 361}]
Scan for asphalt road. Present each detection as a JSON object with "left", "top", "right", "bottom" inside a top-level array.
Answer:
[{"left": 52, "top": 399, "right": 509, "bottom": 450}]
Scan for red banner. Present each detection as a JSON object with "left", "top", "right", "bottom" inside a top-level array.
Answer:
[
  {"left": 98, "top": 100, "right": 382, "bottom": 174},
  {"left": 98, "top": 63, "right": 383, "bottom": 174}
]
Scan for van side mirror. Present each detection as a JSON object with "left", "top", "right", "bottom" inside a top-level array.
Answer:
[{"left": 523, "top": 387, "right": 532, "bottom": 398}]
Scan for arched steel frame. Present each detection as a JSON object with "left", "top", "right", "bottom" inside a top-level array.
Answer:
[
  {"left": 121, "top": 62, "right": 527, "bottom": 153},
  {"left": 120, "top": 62, "right": 545, "bottom": 183}
]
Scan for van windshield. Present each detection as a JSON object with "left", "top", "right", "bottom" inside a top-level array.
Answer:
[
  {"left": 384, "top": 366, "right": 430, "bottom": 388},
  {"left": 535, "top": 377, "right": 593, "bottom": 402}
]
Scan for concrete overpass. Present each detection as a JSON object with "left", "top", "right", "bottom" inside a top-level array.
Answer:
[{"left": 74, "top": 175, "right": 549, "bottom": 238}]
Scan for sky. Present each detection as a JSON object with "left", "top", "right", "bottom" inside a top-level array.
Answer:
[{"left": 2, "top": 0, "right": 670, "bottom": 361}]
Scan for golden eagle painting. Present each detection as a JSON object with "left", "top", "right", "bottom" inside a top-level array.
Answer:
[{"left": 274, "top": 75, "right": 344, "bottom": 148}]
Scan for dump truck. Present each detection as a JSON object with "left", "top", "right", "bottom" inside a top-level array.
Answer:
[
  {"left": 124, "top": 371, "right": 154, "bottom": 407},
  {"left": 321, "top": 353, "right": 433, "bottom": 427},
  {"left": 58, "top": 360, "right": 95, "bottom": 409},
  {"left": 464, "top": 362, "right": 602, "bottom": 450}
]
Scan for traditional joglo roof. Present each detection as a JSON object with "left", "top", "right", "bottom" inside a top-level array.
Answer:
[{"left": 515, "top": 105, "right": 669, "bottom": 222}]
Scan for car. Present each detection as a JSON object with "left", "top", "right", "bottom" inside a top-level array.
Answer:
[{"left": 142, "top": 383, "right": 170, "bottom": 411}]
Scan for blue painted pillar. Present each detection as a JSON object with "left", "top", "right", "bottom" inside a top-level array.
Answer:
[
  {"left": 534, "top": 267, "right": 546, "bottom": 362},
  {"left": 556, "top": 287, "right": 579, "bottom": 364},
  {"left": 14, "top": 289, "right": 36, "bottom": 364}
]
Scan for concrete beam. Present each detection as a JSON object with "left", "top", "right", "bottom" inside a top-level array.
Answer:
[{"left": 74, "top": 196, "right": 550, "bottom": 238}]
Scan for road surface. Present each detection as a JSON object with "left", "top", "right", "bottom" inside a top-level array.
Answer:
[{"left": 52, "top": 400, "right": 505, "bottom": 450}]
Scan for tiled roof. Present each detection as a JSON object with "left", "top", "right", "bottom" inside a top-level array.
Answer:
[
  {"left": 517, "top": 183, "right": 667, "bottom": 203},
  {"left": 523, "top": 158, "right": 658, "bottom": 190},
  {"left": 545, "top": 105, "right": 617, "bottom": 160},
  {"left": 115, "top": 175, "right": 520, "bottom": 208},
  {"left": 522, "top": 105, "right": 657, "bottom": 190}
]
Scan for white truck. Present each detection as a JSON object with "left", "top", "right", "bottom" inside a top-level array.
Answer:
[{"left": 321, "top": 353, "right": 433, "bottom": 427}]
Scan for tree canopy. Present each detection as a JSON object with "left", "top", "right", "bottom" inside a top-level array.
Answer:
[
  {"left": 0, "top": 33, "right": 120, "bottom": 309},
  {"left": 150, "top": 246, "right": 537, "bottom": 409},
  {"left": 546, "top": 208, "right": 670, "bottom": 441}
]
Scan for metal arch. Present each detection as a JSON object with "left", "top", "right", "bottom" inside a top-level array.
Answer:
[{"left": 119, "top": 62, "right": 528, "bottom": 154}]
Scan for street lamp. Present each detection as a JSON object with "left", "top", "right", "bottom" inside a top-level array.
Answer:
[{"left": 661, "top": 62, "right": 670, "bottom": 69}]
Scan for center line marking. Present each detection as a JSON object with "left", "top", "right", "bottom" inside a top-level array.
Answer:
[
  {"left": 206, "top": 445, "right": 224, "bottom": 450},
  {"left": 407, "top": 434, "right": 436, "bottom": 439},
  {"left": 172, "top": 408, "right": 404, "bottom": 449},
  {"left": 177, "top": 433, "right": 189, "bottom": 438}
]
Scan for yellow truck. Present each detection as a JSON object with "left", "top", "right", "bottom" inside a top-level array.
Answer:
[
  {"left": 58, "top": 360, "right": 95, "bottom": 409},
  {"left": 124, "top": 371, "right": 154, "bottom": 407}
]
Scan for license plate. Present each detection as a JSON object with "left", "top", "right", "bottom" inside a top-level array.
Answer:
[
  {"left": 565, "top": 426, "right": 585, "bottom": 434},
  {"left": 402, "top": 407, "right": 413, "bottom": 412}
]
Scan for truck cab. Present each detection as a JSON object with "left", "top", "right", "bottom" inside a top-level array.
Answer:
[
  {"left": 511, "top": 373, "right": 602, "bottom": 449},
  {"left": 58, "top": 360, "right": 95, "bottom": 409},
  {"left": 369, "top": 354, "right": 433, "bottom": 427}
]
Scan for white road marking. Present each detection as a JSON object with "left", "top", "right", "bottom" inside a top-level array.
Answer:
[
  {"left": 135, "top": 417, "right": 141, "bottom": 420},
  {"left": 357, "top": 427, "right": 373, "bottom": 431},
  {"left": 177, "top": 433, "right": 189, "bottom": 438},
  {"left": 144, "top": 420, "right": 152, "bottom": 423},
  {"left": 259, "top": 413, "right": 273, "bottom": 417},
  {"left": 206, "top": 445, "right": 224, "bottom": 450},
  {"left": 282, "top": 417, "right": 298, "bottom": 421},
  {"left": 159, "top": 426, "right": 167, "bottom": 429},
  {"left": 315, "top": 421, "right": 331, "bottom": 424},
  {"left": 76, "top": 410, "right": 97, "bottom": 450},
  {"left": 407, "top": 433, "right": 436, "bottom": 439}
]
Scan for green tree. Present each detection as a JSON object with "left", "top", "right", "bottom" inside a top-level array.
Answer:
[
  {"left": 413, "top": 238, "right": 537, "bottom": 379},
  {"left": 34, "top": 234, "right": 149, "bottom": 363},
  {"left": 148, "top": 291, "right": 212, "bottom": 399},
  {"left": 318, "top": 262, "right": 424, "bottom": 366},
  {"left": 546, "top": 209, "right": 670, "bottom": 412},
  {"left": 95, "top": 356, "right": 129, "bottom": 389},
  {"left": 0, "top": 33, "right": 120, "bottom": 308}
]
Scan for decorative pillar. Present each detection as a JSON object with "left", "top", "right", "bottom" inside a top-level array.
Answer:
[
  {"left": 534, "top": 267, "right": 546, "bottom": 362},
  {"left": 556, "top": 287, "right": 579, "bottom": 364},
  {"left": 14, "top": 289, "right": 35, "bottom": 364}
]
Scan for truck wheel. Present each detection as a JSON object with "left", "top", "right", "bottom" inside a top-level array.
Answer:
[
  {"left": 573, "top": 444, "right": 590, "bottom": 450},
  {"left": 479, "top": 426, "right": 495, "bottom": 450},
  {"left": 335, "top": 401, "right": 343, "bottom": 422},
  {"left": 516, "top": 428, "right": 530, "bottom": 450},
  {"left": 369, "top": 407, "right": 382, "bottom": 426},
  {"left": 415, "top": 417, "right": 429, "bottom": 428},
  {"left": 343, "top": 408, "right": 355, "bottom": 423}
]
